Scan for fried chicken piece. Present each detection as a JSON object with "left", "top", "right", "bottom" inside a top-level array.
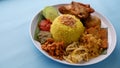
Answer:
[
  {"left": 84, "top": 16, "right": 101, "bottom": 28},
  {"left": 99, "top": 28, "right": 108, "bottom": 49},
  {"left": 59, "top": 1, "right": 94, "bottom": 20}
]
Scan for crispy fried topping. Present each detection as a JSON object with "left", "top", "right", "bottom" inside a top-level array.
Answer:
[
  {"left": 41, "top": 38, "right": 65, "bottom": 60},
  {"left": 59, "top": 15, "right": 76, "bottom": 27}
]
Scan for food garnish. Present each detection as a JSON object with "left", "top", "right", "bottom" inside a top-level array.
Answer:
[
  {"left": 39, "top": 19, "right": 51, "bottom": 31},
  {"left": 37, "top": 31, "right": 51, "bottom": 44},
  {"left": 42, "top": 6, "right": 59, "bottom": 22}
]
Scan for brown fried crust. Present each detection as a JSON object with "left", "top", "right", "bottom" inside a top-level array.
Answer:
[{"left": 59, "top": 1, "right": 94, "bottom": 20}]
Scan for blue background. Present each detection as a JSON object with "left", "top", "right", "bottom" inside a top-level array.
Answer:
[{"left": 0, "top": 0, "right": 120, "bottom": 68}]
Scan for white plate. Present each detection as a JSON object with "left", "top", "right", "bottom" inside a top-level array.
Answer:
[{"left": 29, "top": 4, "right": 117, "bottom": 66}]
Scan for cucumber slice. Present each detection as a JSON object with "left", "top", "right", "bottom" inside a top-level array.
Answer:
[{"left": 42, "top": 6, "right": 59, "bottom": 22}]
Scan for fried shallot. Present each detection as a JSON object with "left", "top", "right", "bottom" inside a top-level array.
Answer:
[{"left": 41, "top": 38, "right": 65, "bottom": 60}]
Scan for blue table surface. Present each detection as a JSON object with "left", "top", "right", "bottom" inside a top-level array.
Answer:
[{"left": 0, "top": 0, "right": 120, "bottom": 68}]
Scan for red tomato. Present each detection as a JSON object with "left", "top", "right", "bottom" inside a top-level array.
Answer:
[{"left": 39, "top": 19, "right": 51, "bottom": 31}]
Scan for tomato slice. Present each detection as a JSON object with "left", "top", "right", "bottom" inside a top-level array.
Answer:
[{"left": 39, "top": 19, "right": 51, "bottom": 31}]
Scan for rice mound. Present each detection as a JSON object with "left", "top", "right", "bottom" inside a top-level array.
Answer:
[{"left": 50, "top": 14, "right": 85, "bottom": 45}]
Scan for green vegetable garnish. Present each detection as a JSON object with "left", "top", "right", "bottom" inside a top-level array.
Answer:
[
  {"left": 101, "top": 49, "right": 107, "bottom": 55},
  {"left": 42, "top": 6, "right": 59, "bottom": 22},
  {"left": 34, "top": 11, "right": 45, "bottom": 40}
]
